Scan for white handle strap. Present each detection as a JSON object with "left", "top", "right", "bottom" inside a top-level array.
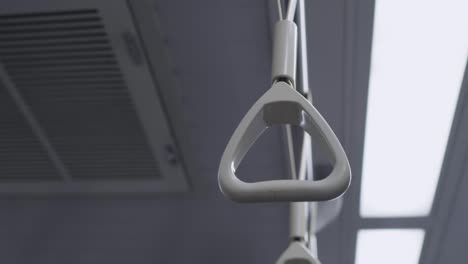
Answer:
[{"left": 218, "top": 81, "right": 351, "bottom": 202}]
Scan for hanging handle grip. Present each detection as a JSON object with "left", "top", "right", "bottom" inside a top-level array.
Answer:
[{"left": 218, "top": 82, "right": 351, "bottom": 202}]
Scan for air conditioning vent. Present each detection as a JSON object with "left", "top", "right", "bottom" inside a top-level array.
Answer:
[{"left": 0, "top": 1, "right": 188, "bottom": 194}]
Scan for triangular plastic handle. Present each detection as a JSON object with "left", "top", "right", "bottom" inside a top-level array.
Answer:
[
  {"left": 275, "top": 241, "right": 321, "bottom": 264},
  {"left": 218, "top": 82, "right": 351, "bottom": 202}
]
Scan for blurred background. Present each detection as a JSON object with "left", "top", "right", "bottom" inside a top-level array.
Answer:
[{"left": 0, "top": 0, "right": 467, "bottom": 263}]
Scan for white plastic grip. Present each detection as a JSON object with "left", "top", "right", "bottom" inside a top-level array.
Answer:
[
  {"left": 276, "top": 241, "right": 321, "bottom": 264},
  {"left": 218, "top": 82, "right": 351, "bottom": 202},
  {"left": 272, "top": 20, "right": 297, "bottom": 86}
]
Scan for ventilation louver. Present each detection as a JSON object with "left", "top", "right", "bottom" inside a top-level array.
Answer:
[
  {"left": 0, "top": 85, "right": 60, "bottom": 181},
  {"left": 0, "top": 1, "right": 188, "bottom": 194}
]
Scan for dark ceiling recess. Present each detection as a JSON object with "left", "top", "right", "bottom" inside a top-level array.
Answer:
[{"left": 0, "top": 0, "right": 189, "bottom": 194}]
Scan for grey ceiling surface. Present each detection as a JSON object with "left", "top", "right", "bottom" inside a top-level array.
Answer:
[
  {"left": 1, "top": 0, "right": 467, "bottom": 264},
  {"left": 0, "top": 1, "right": 291, "bottom": 263}
]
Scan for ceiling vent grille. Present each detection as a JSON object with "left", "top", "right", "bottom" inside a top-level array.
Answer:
[
  {"left": 0, "top": 9, "right": 161, "bottom": 180},
  {"left": 0, "top": 1, "right": 188, "bottom": 194}
]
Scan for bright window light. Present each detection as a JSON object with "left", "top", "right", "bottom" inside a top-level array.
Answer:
[
  {"left": 355, "top": 229, "right": 425, "bottom": 264},
  {"left": 360, "top": 0, "right": 468, "bottom": 217}
]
